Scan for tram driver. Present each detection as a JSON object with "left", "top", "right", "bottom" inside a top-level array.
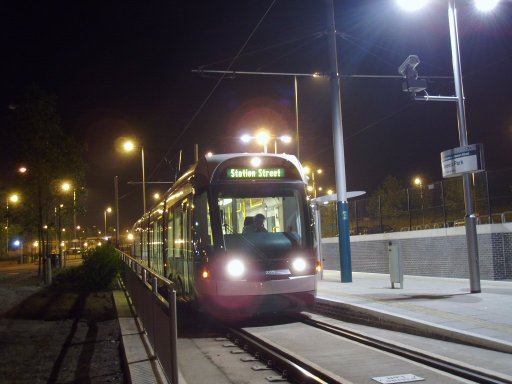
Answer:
[{"left": 243, "top": 213, "right": 268, "bottom": 234}]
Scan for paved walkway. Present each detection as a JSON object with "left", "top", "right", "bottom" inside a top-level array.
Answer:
[{"left": 317, "top": 271, "right": 512, "bottom": 353}]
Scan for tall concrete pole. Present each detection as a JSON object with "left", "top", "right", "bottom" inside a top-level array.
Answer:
[{"left": 326, "top": 0, "right": 352, "bottom": 282}]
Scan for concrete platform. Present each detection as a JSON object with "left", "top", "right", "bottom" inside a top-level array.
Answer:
[{"left": 316, "top": 271, "right": 512, "bottom": 353}]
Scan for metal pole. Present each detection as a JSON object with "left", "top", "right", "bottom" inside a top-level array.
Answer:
[
  {"left": 294, "top": 75, "right": 300, "bottom": 159},
  {"left": 142, "top": 147, "right": 147, "bottom": 215},
  {"left": 407, "top": 188, "right": 411, "bottom": 230},
  {"left": 115, "top": 176, "right": 119, "bottom": 247},
  {"left": 5, "top": 199, "right": 9, "bottom": 257},
  {"left": 314, "top": 202, "right": 323, "bottom": 280},
  {"left": 142, "top": 147, "right": 150, "bottom": 268},
  {"left": 441, "top": 181, "right": 447, "bottom": 228},
  {"left": 104, "top": 210, "right": 107, "bottom": 238},
  {"left": 326, "top": 0, "right": 352, "bottom": 282},
  {"left": 168, "top": 288, "right": 179, "bottom": 384},
  {"left": 448, "top": 0, "right": 480, "bottom": 293},
  {"left": 73, "top": 189, "right": 77, "bottom": 244}
]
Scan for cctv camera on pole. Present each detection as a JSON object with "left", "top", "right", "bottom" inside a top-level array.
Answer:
[{"left": 399, "top": 55, "right": 427, "bottom": 95}]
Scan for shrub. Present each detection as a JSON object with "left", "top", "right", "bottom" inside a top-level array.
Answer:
[{"left": 81, "top": 244, "right": 121, "bottom": 291}]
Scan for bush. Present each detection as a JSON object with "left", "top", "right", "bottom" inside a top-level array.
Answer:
[{"left": 81, "top": 244, "right": 121, "bottom": 291}]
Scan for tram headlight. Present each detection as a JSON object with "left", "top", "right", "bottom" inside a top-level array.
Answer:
[
  {"left": 226, "top": 259, "right": 245, "bottom": 279},
  {"left": 290, "top": 257, "right": 307, "bottom": 274}
]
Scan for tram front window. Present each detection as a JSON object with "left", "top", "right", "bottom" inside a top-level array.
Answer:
[{"left": 217, "top": 189, "right": 306, "bottom": 252}]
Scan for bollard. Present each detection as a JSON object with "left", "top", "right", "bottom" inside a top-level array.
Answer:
[{"left": 388, "top": 241, "right": 403, "bottom": 289}]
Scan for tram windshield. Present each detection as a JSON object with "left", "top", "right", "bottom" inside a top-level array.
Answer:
[{"left": 217, "top": 188, "right": 306, "bottom": 251}]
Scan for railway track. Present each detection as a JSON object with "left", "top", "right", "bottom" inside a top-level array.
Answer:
[{"left": 222, "top": 316, "right": 512, "bottom": 384}]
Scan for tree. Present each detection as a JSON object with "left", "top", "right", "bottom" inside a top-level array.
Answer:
[
  {"left": 9, "top": 85, "right": 86, "bottom": 270},
  {"left": 369, "top": 176, "right": 408, "bottom": 218}
]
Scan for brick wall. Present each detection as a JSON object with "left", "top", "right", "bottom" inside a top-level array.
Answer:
[{"left": 320, "top": 223, "right": 512, "bottom": 280}]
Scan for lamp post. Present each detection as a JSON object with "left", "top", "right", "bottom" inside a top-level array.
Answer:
[
  {"left": 104, "top": 207, "right": 112, "bottom": 240},
  {"left": 61, "top": 182, "right": 77, "bottom": 252},
  {"left": 414, "top": 177, "right": 424, "bottom": 225},
  {"left": 396, "top": 0, "right": 501, "bottom": 293},
  {"left": 122, "top": 140, "right": 147, "bottom": 216},
  {"left": 304, "top": 167, "right": 323, "bottom": 198},
  {"left": 5, "top": 193, "right": 20, "bottom": 257}
]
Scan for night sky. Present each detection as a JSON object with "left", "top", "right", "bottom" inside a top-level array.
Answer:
[{"left": 2, "top": 0, "right": 512, "bottom": 232}]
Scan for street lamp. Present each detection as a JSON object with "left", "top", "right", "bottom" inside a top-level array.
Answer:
[
  {"left": 304, "top": 166, "right": 323, "bottom": 198},
  {"left": 5, "top": 193, "right": 20, "bottom": 256},
  {"left": 122, "top": 139, "right": 147, "bottom": 216},
  {"left": 240, "top": 132, "right": 292, "bottom": 153},
  {"left": 104, "top": 207, "right": 112, "bottom": 240},
  {"left": 61, "top": 182, "right": 77, "bottom": 249},
  {"left": 414, "top": 177, "right": 424, "bottom": 225},
  {"left": 396, "top": 0, "right": 501, "bottom": 293}
]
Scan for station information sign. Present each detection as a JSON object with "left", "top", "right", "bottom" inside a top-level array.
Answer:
[
  {"left": 226, "top": 167, "right": 285, "bottom": 179},
  {"left": 440, "top": 144, "right": 485, "bottom": 178}
]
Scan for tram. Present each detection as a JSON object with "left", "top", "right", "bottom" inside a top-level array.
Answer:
[{"left": 132, "top": 153, "right": 318, "bottom": 318}]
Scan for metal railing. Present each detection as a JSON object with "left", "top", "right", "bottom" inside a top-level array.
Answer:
[{"left": 118, "top": 250, "right": 179, "bottom": 384}]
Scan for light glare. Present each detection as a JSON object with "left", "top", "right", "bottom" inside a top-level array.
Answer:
[
  {"left": 226, "top": 259, "right": 245, "bottom": 278},
  {"left": 395, "top": 0, "right": 429, "bottom": 11},
  {"left": 474, "top": 0, "right": 499, "bottom": 12},
  {"left": 292, "top": 258, "right": 307, "bottom": 272},
  {"left": 250, "top": 157, "right": 262, "bottom": 167},
  {"left": 123, "top": 140, "right": 135, "bottom": 152}
]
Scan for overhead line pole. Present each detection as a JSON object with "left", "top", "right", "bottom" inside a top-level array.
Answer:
[{"left": 326, "top": 0, "right": 352, "bottom": 283}]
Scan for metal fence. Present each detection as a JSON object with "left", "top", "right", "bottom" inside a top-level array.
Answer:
[
  {"left": 118, "top": 250, "right": 179, "bottom": 384},
  {"left": 318, "top": 170, "right": 512, "bottom": 237}
]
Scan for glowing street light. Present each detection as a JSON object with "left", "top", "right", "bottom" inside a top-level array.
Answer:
[
  {"left": 413, "top": 176, "right": 424, "bottom": 225},
  {"left": 122, "top": 139, "right": 147, "bottom": 216},
  {"left": 304, "top": 166, "right": 323, "bottom": 198},
  {"left": 5, "top": 193, "right": 20, "bottom": 255},
  {"left": 241, "top": 131, "right": 292, "bottom": 153},
  {"left": 61, "top": 181, "right": 78, "bottom": 259},
  {"left": 104, "top": 207, "right": 112, "bottom": 239}
]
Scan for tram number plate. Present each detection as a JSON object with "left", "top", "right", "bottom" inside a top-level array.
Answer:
[{"left": 372, "top": 374, "right": 425, "bottom": 383}]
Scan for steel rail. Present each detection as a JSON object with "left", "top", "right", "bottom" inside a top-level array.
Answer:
[
  {"left": 303, "top": 318, "right": 512, "bottom": 384},
  {"left": 227, "top": 327, "right": 338, "bottom": 384}
]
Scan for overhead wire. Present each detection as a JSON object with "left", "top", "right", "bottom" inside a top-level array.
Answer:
[{"left": 148, "top": 0, "right": 277, "bottom": 181}]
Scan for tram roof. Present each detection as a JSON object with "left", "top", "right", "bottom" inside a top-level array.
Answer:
[
  {"left": 182, "top": 152, "right": 306, "bottom": 185},
  {"left": 134, "top": 153, "right": 306, "bottom": 224}
]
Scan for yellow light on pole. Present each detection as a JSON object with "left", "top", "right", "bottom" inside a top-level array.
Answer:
[
  {"left": 6, "top": 193, "right": 20, "bottom": 255},
  {"left": 104, "top": 207, "right": 112, "bottom": 239},
  {"left": 121, "top": 138, "right": 146, "bottom": 216}
]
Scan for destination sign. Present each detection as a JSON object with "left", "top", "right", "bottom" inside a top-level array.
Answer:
[{"left": 226, "top": 168, "right": 285, "bottom": 179}]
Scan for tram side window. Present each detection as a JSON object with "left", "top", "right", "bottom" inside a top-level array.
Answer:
[
  {"left": 174, "top": 206, "right": 183, "bottom": 258},
  {"left": 167, "top": 211, "right": 174, "bottom": 259},
  {"left": 193, "top": 191, "right": 212, "bottom": 245},
  {"left": 153, "top": 218, "right": 163, "bottom": 274}
]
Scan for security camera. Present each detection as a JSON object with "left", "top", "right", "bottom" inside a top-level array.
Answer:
[
  {"left": 398, "top": 55, "right": 427, "bottom": 94},
  {"left": 398, "top": 55, "right": 421, "bottom": 77}
]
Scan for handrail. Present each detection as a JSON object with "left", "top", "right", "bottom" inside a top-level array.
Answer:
[{"left": 117, "top": 250, "right": 179, "bottom": 384}]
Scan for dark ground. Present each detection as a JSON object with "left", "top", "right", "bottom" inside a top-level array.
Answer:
[{"left": 0, "top": 259, "right": 125, "bottom": 384}]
